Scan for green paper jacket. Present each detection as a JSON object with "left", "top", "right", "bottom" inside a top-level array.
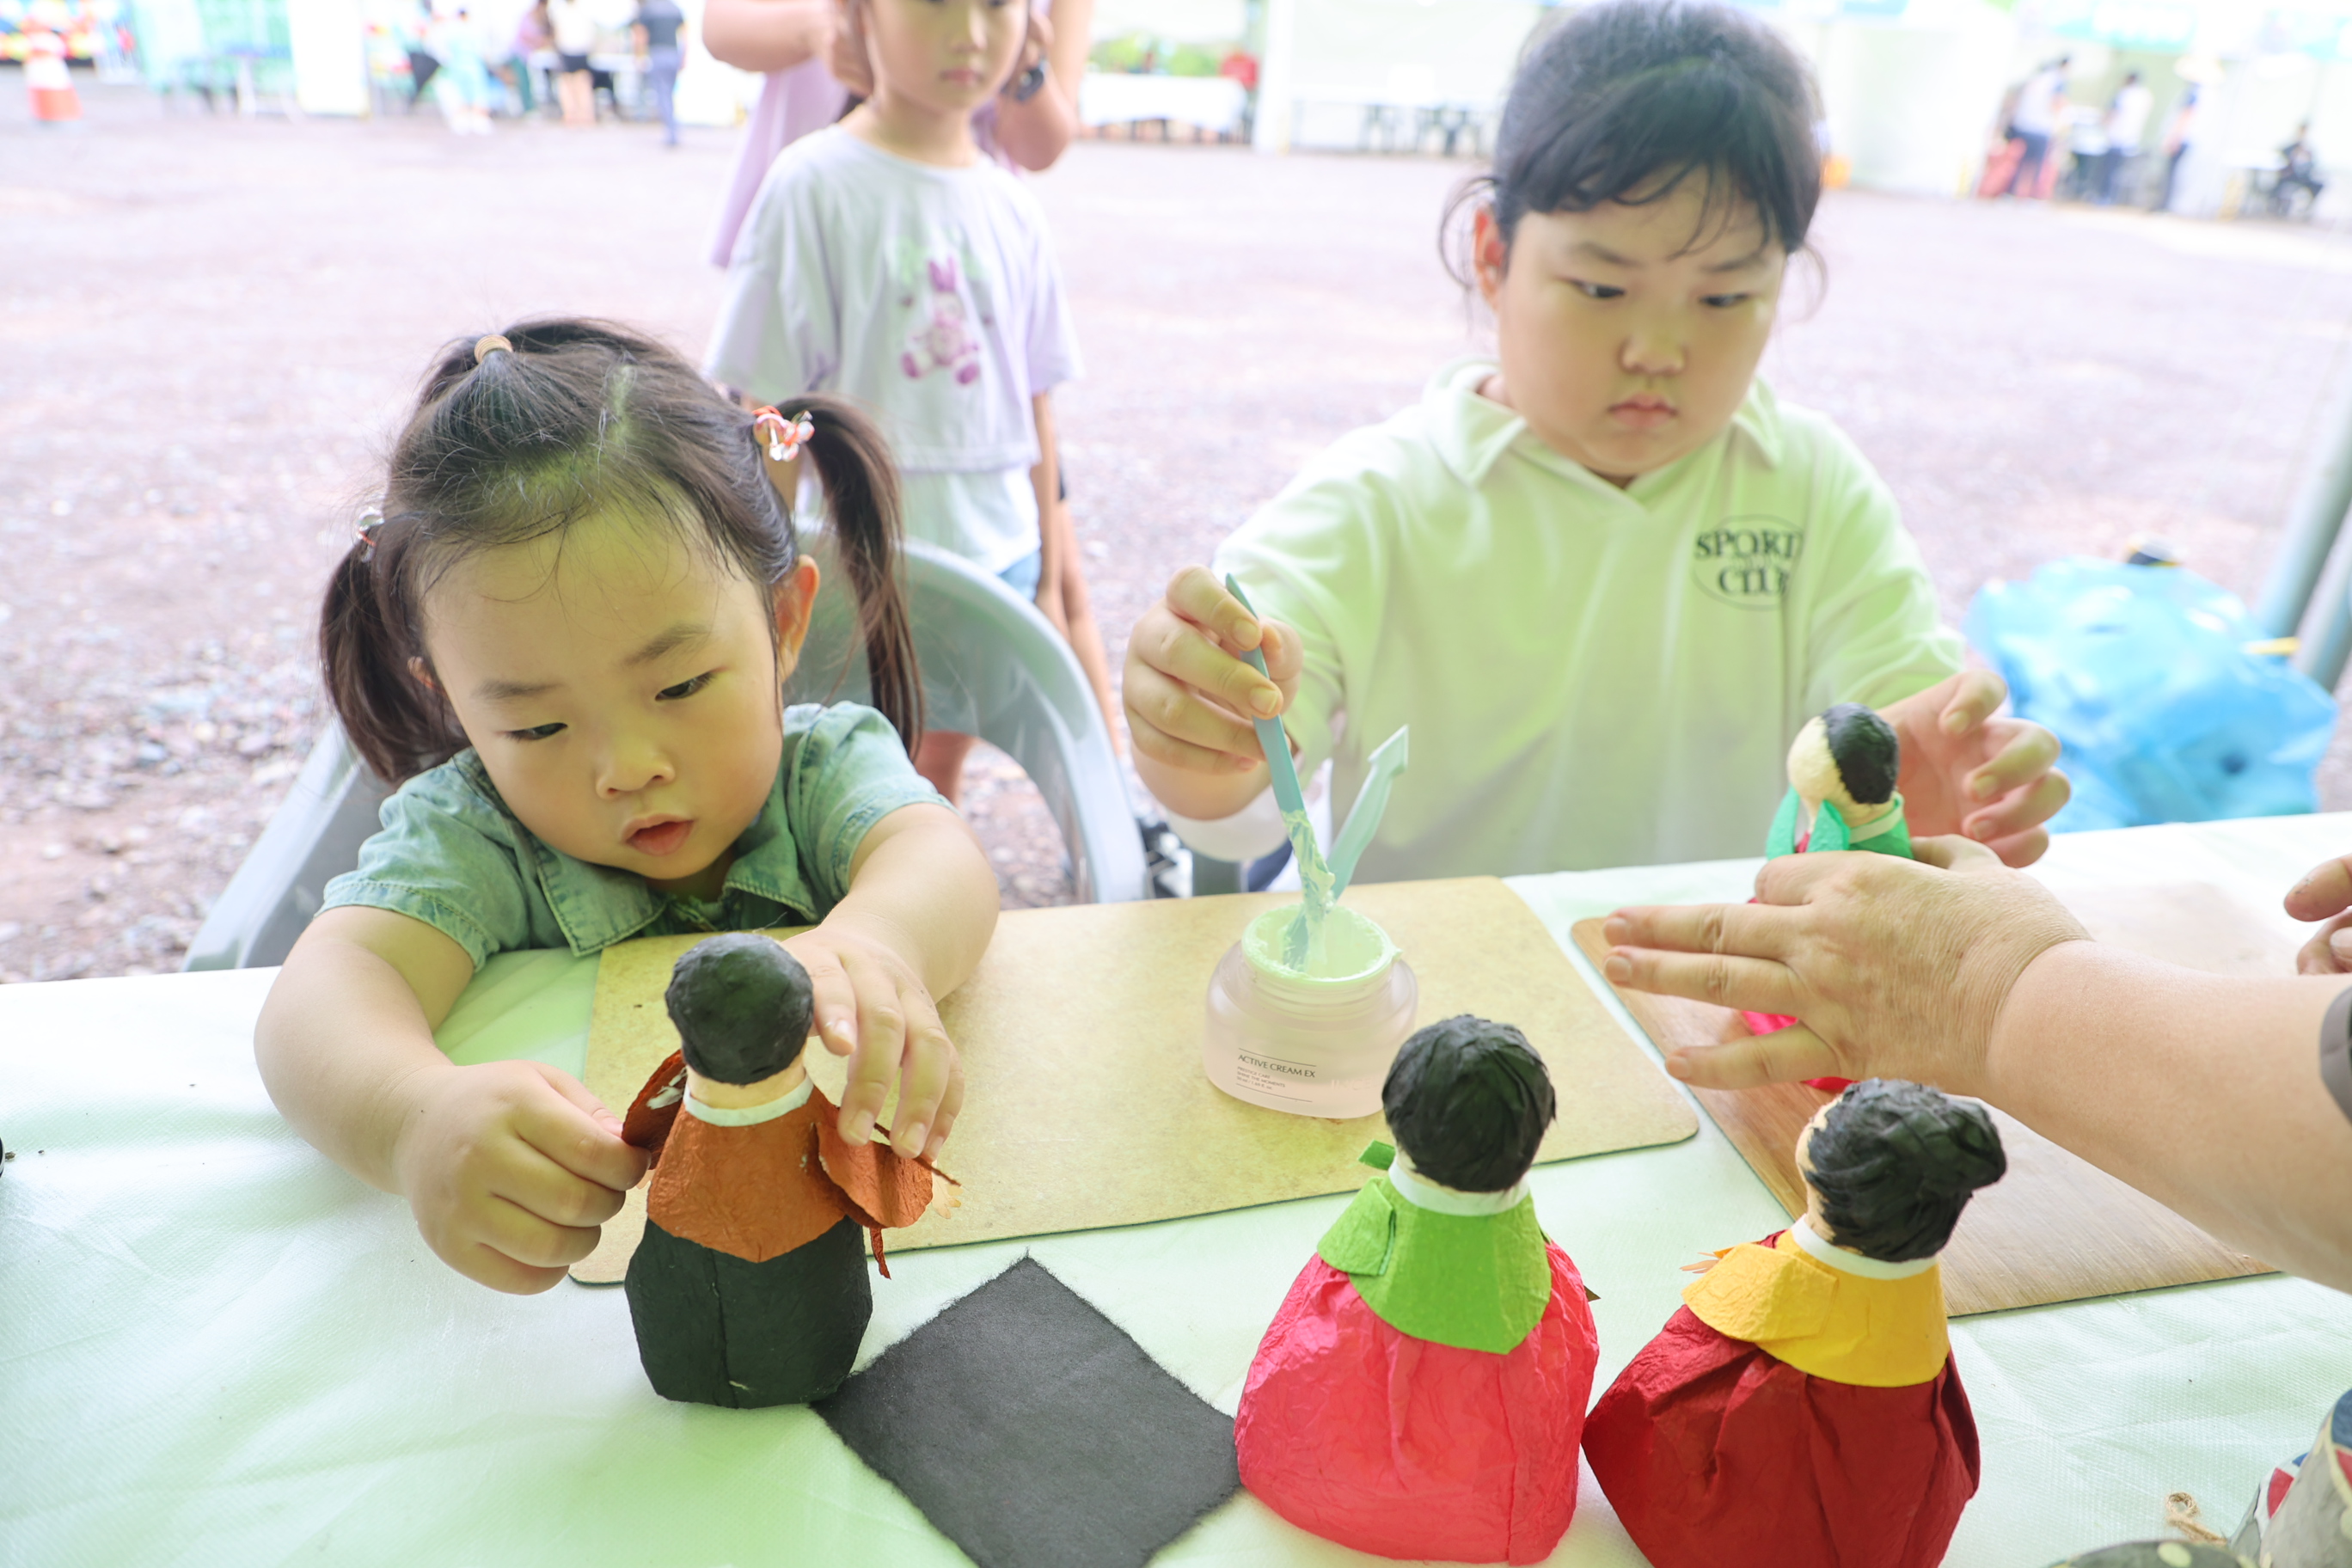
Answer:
[
  {"left": 1764, "top": 790, "right": 1913, "bottom": 861},
  {"left": 1313, "top": 1143, "right": 1554, "bottom": 1354}
]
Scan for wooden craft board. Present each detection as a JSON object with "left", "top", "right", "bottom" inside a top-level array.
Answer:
[
  {"left": 1569, "top": 879, "right": 2289, "bottom": 1317},
  {"left": 572, "top": 877, "right": 1697, "bottom": 1283}
]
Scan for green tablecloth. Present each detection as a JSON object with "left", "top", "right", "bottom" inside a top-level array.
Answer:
[{"left": 8, "top": 815, "right": 2352, "bottom": 1565}]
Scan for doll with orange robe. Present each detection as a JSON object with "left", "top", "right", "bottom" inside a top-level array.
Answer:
[
  {"left": 1583, "top": 1079, "right": 2006, "bottom": 1568},
  {"left": 620, "top": 932, "right": 934, "bottom": 1409},
  {"left": 1234, "top": 1015, "right": 1599, "bottom": 1565}
]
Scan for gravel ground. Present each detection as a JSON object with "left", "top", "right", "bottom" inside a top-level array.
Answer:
[{"left": 11, "top": 75, "right": 2352, "bottom": 983}]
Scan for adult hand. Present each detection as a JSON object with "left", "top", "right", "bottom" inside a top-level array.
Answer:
[
  {"left": 391, "top": 1059, "right": 649, "bottom": 1295},
  {"left": 1599, "top": 836, "right": 2089, "bottom": 1095},
  {"left": 2285, "top": 852, "right": 2352, "bottom": 973},
  {"left": 828, "top": 0, "right": 872, "bottom": 96},
  {"left": 1003, "top": 3, "right": 1050, "bottom": 95},
  {"left": 1124, "top": 566, "right": 1301, "bottom": 777},
  {"left": 784, "top": 923, "right": 964, "bottom": 1164},
  {"left": 1877, "top": 670, "right": 2068, "bottom": 868}
]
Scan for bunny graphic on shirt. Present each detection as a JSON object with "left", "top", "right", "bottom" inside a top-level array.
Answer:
[{"left": 900, "top": 254, "right": 987, "bottom": 386}]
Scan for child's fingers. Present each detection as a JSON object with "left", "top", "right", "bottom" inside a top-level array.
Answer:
[
  {"left": 517, "top": 1067, "right": 651, "bottom": 1195},
  {"left": 787, "top": 939, "right": 865, "bottom": 1064},
  {"left": 885, "top": 983, "right": 960, "bottom": 1160},
  {"left": 472, "top": 1189, "right": 606, "bottom": 1273},
  {"left": 834, "top": 946, "right": 912, "bottom": 1146},
  {"left": 1121, "top": 657, "right": 1268, "bottom": 769},
  {"left": 1136, "top": 603, "right": 1283, "bottom": 720},
  {"left": 1164, "top": 565, "right": 1264, "bottom": 651},
  {"left": 1959, "top": 719, "right": 2062, "bottom": 803},
  {"left": 451, "top": 1242, "right": 573, "bottom": 1296},
  {"left": 1936, "top": 668, "right": 2008, "bottom": 737},
  {"left": 1959, "top": 769, "right": 2070, "bottom": 846}
]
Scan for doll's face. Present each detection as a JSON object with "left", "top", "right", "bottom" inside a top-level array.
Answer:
[
  {"left": 1796, "top": 1102, "right": 1836, "bottom": 1242},
  {"left": 1785, "top": 718, "right": 1844, "bottom": 812}
]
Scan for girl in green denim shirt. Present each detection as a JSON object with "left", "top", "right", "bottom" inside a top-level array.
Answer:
[{"left": 255, "top": 321, "right": 1000, "bottom": 1295}]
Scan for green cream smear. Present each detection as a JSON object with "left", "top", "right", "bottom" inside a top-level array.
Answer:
[
  {"left": 1281, "top": 805, "right": 1338, "bottom": 968},
  {"left": 1247, "top": 902, "right": 1391, "bottom": 983}
]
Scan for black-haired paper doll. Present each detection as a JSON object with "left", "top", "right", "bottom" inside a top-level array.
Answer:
[
  {"left": 1234, "top": 1016, "right": 1598, "bottom": 1565},
  {"left": 620, "top": 933, "right": 935, "bottom": 1408},
  {"left": 1583, "top": 1079, "right": 2004, "bottom": 1568},
  {"left": 1743, "top": 704, "right": 1916, "bottom": 1090}
]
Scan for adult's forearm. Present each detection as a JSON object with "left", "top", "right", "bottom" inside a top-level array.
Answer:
[
  {"left": 699, "top": 0, "right": 830, "bottom": 74},
  {"left": 1985, "top": 941, "right": 2352, "bottom": 1292},
  {"left": 995, "top": 80, "right": 1077, "bottom": 171}
]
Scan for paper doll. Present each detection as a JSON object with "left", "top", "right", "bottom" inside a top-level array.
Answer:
[
  {"left": 2229, "top": 1385, "right": 2352, "bottom": 1565},
  {"left": 1234, "top": 1015, "right": 1599, "bottom": 1565},
  {"left": 620, "top": 933, "right": 935, "bottom": 1409},
  {"left": 1743, "top": 702, "right": 1914, "bottom": 1091},
  {"left": 1583, "top": 1079, "right": 2004, "bottom": 1568}
]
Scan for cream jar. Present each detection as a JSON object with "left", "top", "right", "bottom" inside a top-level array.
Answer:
[{"left": 1202, "top": 903, "right": 1420, "bottom": 1118}]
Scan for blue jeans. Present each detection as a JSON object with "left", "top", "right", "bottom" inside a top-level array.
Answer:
[{"left": 999, "top": 549, "right": 1042, "bottom": 600}]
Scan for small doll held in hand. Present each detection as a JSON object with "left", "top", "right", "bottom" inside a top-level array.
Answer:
[
  {"left": 1234, "top": 1016, "right": 1599, "bottom": 1565},
  {"left": 622, "top": 933, "right": 937, "bottom": 1408},
  {"left": 1743, "top": 702, "right": 1915, "bottom": 1090},
  {"left": 1584, "top": 1079, "right": 2005, "bottom": 1568}
]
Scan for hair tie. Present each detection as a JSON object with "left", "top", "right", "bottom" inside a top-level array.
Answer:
[
  {"left": 355, "top": 506, "right": 385, "bottom": 563},
  {"left": 751, "top": 406, "right": 816, "bottom": 462},
  {"left": 473, "top": 334, "right": 514, "bottom": 364}
]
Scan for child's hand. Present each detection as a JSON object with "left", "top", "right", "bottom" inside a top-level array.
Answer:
[
  {"left": 390, "top": 1060, "right": 649, "bottom": 1295},
  {"left": 784, "top": 923, "right": 965, "bottom": 1165},
  {"left": 1124, "top": 565, "right": 1302, "bottom": 778},
  {"left": 1878, "top": 671, "right": 2069, "bottom": 868},
  {"left": 2286, "top": 854, "right": 2352, "bottom": 973}
]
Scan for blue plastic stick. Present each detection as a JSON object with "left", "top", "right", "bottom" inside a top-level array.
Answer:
[{"left": 1326, "top": 725, "right": 1408, "bottom": 899}]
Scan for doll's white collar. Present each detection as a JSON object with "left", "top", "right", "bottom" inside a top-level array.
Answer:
[
  {"left": 1846, "top": 797, "right": 1906, "bottom": 845},
  {"left": 1388, "top": 1152, "right": 1529, "bottom": 1216},
  {"left": 685, "top": 1075, "right": 813, "bottom": 1127},
  {"left": 1790, "top": 1213, "right": 1937, "bottom": 1279}
]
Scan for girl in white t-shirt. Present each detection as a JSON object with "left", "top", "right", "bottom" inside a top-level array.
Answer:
[
  {"left": 1125, "top": 0, "right": 2069, "bottom": 882},
  {"left": 706, "top": 0, "right": 1116, "bottom": 805}
]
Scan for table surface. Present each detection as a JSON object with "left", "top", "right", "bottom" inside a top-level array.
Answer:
[{"left": 9, "top": 814, "right": 2352, "bottom": 1568}]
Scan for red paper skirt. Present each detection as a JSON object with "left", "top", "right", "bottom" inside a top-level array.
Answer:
[
  {"left": 1583, "top": 1306, "right": 1980, "bottom": 1568},
  {"left": 1234, "top": 1246, "right": 1598, "bottom": 1565}
]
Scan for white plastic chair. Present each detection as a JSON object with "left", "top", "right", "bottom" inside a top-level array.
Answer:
[
  {"left": 183, "top": 538, "right": 1146, "bottom": 971},
  {"left": 787, "top": 537, "right": 1146, "bottom": 905}
]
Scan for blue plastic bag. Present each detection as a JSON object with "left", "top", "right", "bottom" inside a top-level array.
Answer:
[{"left": 1963, "top": 558, "right": 2337, "bottom": 832}]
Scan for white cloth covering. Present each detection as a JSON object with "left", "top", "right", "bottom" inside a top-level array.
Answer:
[
  {"left": 706, "top": 126, "right": 1081, "bottom": 576},
  {"left": 9, "top": 812, "right": 2352, "bottom": 1566},
  {"left": 1191, "top": 358, "right": 1963, "bottom": 879}
]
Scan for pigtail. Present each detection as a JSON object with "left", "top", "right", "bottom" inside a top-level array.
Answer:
[
  {"left": 319, "top": 523, "right": 465, "bottom": 783},
  {"left": 778, "top": 394, "right": 924, "bottom": 751}
]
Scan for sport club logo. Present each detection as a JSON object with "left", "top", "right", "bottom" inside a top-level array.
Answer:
[{"left": 1692, "top": 518, "right": 1803, "bottom": 608}]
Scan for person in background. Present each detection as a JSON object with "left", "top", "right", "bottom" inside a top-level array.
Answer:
[
  {"left": 2059, "top": 98, "right": 2107, "bottom": 201},
  {"left": 698, "top": 0, "right": 1093, "bottom": 268},
  {"left": 2003, "top": 55, "right": 2069, "bottom": 199},
  {"left": 2277, "top": 122, "right": 2326, "bottom": 216},
  {"left": 507, "top": 0, "right": 553, "bottom": 116},
  {"left": 2098, "top": 70, "right": 2152, "bottom": 205},
  {"left": 548, "top": 0, "right": 599, "bottom": 126},
  {"left": 706, "top": 0, "right": 1115, "bottom": 809},
  {"left": 632, "top": 0, "right": 687, "bottom": 146},
  {"left": 431, "top": 6, "right": 495, "bottom": 135},
  {"left": 2153, "top": 85, "right": 2197, "bottom": 212},
  {"left": 401, "top": 0, "right": 441, "bottom": 113}
]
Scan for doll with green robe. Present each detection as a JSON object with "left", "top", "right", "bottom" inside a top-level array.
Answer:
[{"left": 1744, "top": 703, "right": 1915, "bottom": 1089}]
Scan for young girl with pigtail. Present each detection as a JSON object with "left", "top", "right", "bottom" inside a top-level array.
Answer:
[{"left": 255, "top": 320, "right": 1001, "bottom": 1296}]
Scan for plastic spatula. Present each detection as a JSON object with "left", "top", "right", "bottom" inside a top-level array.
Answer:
[
  {"left": 1222, "top": 576, "right": 1332, "bottom": 967},
  {"left": 1326, "top": 726, "right": 1408, "bottom": 900}
]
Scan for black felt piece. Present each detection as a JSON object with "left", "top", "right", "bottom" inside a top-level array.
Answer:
[
  {"left": 817, "top": 1257, "right": 1241, "bottom": 1568},
  {"left": 626, "top": 1216, "right": 871, "bottom": 1407}
]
